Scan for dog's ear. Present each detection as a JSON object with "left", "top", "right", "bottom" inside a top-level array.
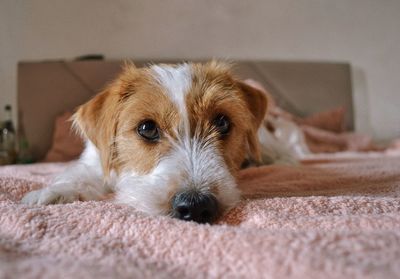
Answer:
[
  {"left": 72, "top": 82, "right": 123, "bottom": 175},
  {"left": 236, "top": 81, "right": 268, "bottom": 163},
  {"left": 73, "top": 64, "right": 139, "bottom": 174}
]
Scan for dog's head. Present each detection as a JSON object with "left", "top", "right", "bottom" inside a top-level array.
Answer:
[{"left": 73, "top": 61, "right": 267, "bottom": 223}]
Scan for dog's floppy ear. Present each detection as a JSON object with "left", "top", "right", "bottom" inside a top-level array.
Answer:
[
  {"left": 73, "top": 63, "right": 139, "bottom": 174},
  {"left": 236, "top": 80, "right": 268, "bottom": 163},
  {"left": 72, "top": 83, "right": 122, "bottom": 175}
]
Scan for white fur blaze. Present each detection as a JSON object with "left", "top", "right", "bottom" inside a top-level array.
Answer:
[
  {"left": 151, "top": 63, "right": 192, "bottom": 134},
  {"left": 151, "top": 64, "right": 191, "bottom": 114}
]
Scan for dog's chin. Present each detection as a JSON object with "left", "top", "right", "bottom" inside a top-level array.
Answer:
[{"left": 114, "top": 171, "right": 176, "bottom": 216}]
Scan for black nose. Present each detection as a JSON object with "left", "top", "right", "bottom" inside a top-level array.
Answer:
[{"left": 172, "top": 191, "right": 218, "bottom": 224}]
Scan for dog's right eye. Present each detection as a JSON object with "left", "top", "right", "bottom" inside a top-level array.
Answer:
[{"left": 137, "top": 120, "right": 160, "bottom": 142}]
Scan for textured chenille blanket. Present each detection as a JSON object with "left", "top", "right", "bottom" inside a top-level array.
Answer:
[{"left": 1, "top": 151, "right": 400, "bottom": 279}]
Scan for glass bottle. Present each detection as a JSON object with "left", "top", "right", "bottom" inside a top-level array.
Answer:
[
  {"left": 1, "top": 105, "right": 17, "bottom": 164},
  {"left": 17, "top": 119, "right": 33, "bottom": 164},
  {"left": 0, "top": 121, "right": 7, "bottom": 165}
]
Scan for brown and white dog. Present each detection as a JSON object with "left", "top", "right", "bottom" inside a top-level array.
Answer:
[{"left": 22, "top": 61, "right": 298, "bottom": 223}]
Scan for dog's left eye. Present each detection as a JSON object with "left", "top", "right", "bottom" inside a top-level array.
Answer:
[
  {"left": 213, "top": 114, "right": 231, "bottom": 136},
  {"left": 137, "top": 120, "right": 160, "bottom": 142}
]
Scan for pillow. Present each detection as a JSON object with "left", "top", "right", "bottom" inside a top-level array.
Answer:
[
  {"left": 295, "top": 106, "right": 346, "bottom": 133},
  {"left": 301, "top": 124, "right": 377, "bottom": 153},
  {"left": 243, "top": 79, "right": 347, "bottom": 133},
  {"left": 43, "top": 112, "right": 84, "bottom": 162}
]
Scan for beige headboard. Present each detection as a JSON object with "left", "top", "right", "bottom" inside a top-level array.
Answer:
[{"left": 18, "top": 59, "right": 353, "bottom": 161}]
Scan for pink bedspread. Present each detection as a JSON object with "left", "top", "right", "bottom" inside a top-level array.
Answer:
[{"left": 1, "top": 151, "right": 400, "bottom": 279}]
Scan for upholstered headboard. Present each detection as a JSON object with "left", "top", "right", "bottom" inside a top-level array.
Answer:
[{"left": 18, "top": 59, "right": 353, "bottom": 161}]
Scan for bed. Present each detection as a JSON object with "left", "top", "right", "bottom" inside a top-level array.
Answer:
[{"left": 1, "top": 60, "right": 399, "bottom": 278}]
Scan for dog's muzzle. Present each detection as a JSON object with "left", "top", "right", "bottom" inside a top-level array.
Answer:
[{"left": 171, "top": 191, "right": 218, "bottom": 224}]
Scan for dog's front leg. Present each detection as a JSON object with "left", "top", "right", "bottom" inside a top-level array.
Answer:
[{"left": 22, "top": 142, "right": 112, "bottom": 205}]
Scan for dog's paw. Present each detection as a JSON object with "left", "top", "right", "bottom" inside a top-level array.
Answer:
[{"left": 21, "top": 188, "right": 79, "bottom": 205}]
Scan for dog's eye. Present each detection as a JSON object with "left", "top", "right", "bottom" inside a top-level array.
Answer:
[
  {"left": 213, "top": 114, "right": 230, "bottom": 136},
  {"left": 137, "top": 120, "right": 160, "bottom": 142}
]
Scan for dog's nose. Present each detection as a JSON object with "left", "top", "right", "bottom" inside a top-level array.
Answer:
[{"left": 172, "top": 191, "right": 218, "bottom": 224}]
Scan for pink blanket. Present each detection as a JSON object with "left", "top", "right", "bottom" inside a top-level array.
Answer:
[{"left": 1, "top": 151, "right": 400, "bottom": 278}]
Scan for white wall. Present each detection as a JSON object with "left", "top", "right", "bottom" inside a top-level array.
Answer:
[{"left": 1, "top": 0, "right": 399, "bottom": 141}]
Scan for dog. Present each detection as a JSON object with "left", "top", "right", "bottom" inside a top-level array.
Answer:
[{"left": 22, "top": 61, "right": 299, "bottom": 223}]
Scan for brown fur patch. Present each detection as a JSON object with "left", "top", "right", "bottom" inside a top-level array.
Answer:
[
  {"left": 115, "top": 71, "right": 180, "bottom": 175},
  {"left": 188, "top": 61, "right": 268, "bottom": 174}
]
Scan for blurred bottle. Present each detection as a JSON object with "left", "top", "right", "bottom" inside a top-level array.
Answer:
[
  {"left": 17, "top": 117, "right": 34, "bottom": 164},
  {"left": 1, "top": 105, "right": 17, "bottom": 164},
  {"left": 0, "top": 121, "right": 7, "bottom": 165}
]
